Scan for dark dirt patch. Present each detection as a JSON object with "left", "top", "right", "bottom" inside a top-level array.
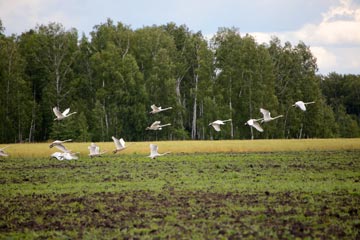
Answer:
[{"left": 0, "top": 191, "right": 359, "bottom": 239}]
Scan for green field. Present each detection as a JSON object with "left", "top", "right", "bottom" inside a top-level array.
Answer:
[{"left": 0, "top": 139, "right": 359, "bottom": 239}]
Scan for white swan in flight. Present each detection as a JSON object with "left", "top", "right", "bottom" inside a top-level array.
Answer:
[
  {"left": 293, "top": 101, "right": 315, "bottom": 111},
  {"left": 49, "top": 139, "right": 72, "bottom": 152},
  {"left": 148, "top": 144, "right": 171, "bottom": 159},
  {"left": 112, "top": 136, "right": 128, "bottom": 154},
  {"left": 149, "top": 104, "right": 172, "bottom": 114},
  {"left": 50, "top": 152, "right": 65, "bottom": 161},
  {"left": 88, "top": 142, "right": 107, "bottom": 157},
  {"left": 260, "top": 108, "right": 283, "bottom": 123},
  {"left": 146, "top": 121, "right": 171, "bottom": 130},
  {"left": 209, "top": 119, "right": 232, "bottom": 132},
  {"left": 245, "top": 119, "right": 264, "bottom": 132},
  {"left": 53, "top": 107, "right": 77, "bottom": 120},
  {"left": 50, "top": 152, "right": 78, "bottom": 160},
  {"left": 0, "top": 146, "right": 9, "bottom": 157}
]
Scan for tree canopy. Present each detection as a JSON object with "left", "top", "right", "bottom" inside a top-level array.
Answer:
[{"left": 0, "top": 19, "right": 359, "bottom": 143}]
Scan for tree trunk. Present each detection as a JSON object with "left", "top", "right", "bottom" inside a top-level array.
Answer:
[{"left": 191, "top": 73, "right": 198, "bottom": 140}]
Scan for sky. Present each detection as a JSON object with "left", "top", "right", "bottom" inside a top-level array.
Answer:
[{"left": 0, "top": 0, "right": 359, "bottom": 75}]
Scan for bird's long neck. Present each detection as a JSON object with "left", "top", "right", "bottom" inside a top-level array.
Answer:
[
  {"left": 304, "top": 101, "right": 315, "bottom": 105},
  {"left": 160, "top": 123, "right": 171, "bottom": 127},
  {"left": 67, "top": 112, "right": 77, "bottom": 116},
  {"left": 160, "top": 152, "right": 171, "bottom": 156},
  {"left": 273, "top": 115, "right": 284, "bottom": 119},
  {"left": 222, "top": 119, "right": 232, "bottom": 122}
]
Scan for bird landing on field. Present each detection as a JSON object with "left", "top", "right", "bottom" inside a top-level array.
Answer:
[
  {"left": 208, "top": 119, "right": 232, "bottom": 132},
  {"left": 260, "top": 108, "right": 283, "bottom": 123},
  {"left": 146, "top": 121, "right": 171, "bottom": 130},
  {"left": 292, "top": 101, "right": 315, "bottom": 111},
  {"left": 53, "top": 107, "right": 77, "bottom": 120},
  {"left": 88, "top": 142, "right": 107, "bottom": 157},
  {"left": 148, "top": 144, "right": 170, "bottom": 159},
  {"left": 149, "top": 104, "right": 172, "bottom": 114}
]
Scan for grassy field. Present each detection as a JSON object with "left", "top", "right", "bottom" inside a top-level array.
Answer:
[
  {"left": 0, "top": 139, "right": 359, "bottom": 239},
  {"left": 1, "top": 138, "right": 360, "bottom": 158}
]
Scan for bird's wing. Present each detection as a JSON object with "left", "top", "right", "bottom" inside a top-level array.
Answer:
[
  {"left": 119, "top": 138, "right": 126, "bottom": 148},
  {"left": 112, "top": 136, "right": 122, "bottom": 149},
  {"left": 51, "top": 152, "right": 64, "bottom": 160},
  {"left": 62, "top": 108, "right": 70, "bottom": 116},
  {"left": 53, "top": 107, "right": 63, "bottom": 118},
  {"left": 212, "top": 124, "right": 221, "bottom": 132},
  {"left": 0, "top": 151, "right": 8, "bottom": 157},
  {"left": 151, "top": 105, "right": 158, "bottom": 111},
  {"left": 0, "top": 146, "right": 9, "bottom": 151},
  {"left": 55, "top": 143, "right": 69, "bottom": 153},
  {"left": 260, "top": 108, "right": 271, "bottom": 119},
  {"left": 252, "top": 121, "right": 264, "bottom": 132},
  {"left": 297, "top": 102, "right": 306, "bottom": 111},
  {"left": 151, "top": 121, "right": 161, "bottom": 127},
  {"left": 95, "top": 146, "right": 100, "bottom": 154},
  {"left": 88, "top": 144, "right": 97, "bottom": 154},
  {"left": 150, "top": 144, "right": 158, "bottom": 155},
  {"left": 214, "top": 120, "right": 225, "bottom": 125}
]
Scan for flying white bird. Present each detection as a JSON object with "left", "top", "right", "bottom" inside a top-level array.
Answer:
[
  {"left": 209, "top": 119, "right": 232, "bottom": 132},
  {"left": 50, "top": 152, "right": 65, "bottom": 161},
  {"left": 53, "top": 107, "right": 77, "bottom": 120},
  {"left": 62, "top": 152, "right": 79, "bottom": 160},
  {"left": 50, "top": 151, "right": 78, "bottom": 161},
  {"left": 260, "top": 108, "right": 283, "bottom": 123},
  {"left": 0, "top": 146, "right": 9, "bottom": 157},
  {"left": 112, "top": 136, "right": 128, "bottom": 154},
  {"left": 49, "top": 139, "right": 72, "bottom": 153},
  {"left": 146, "top": 121, "right": 171, "bottom": 130},
  {"left": 88, "top": 142, "right": 107, "bottom": 157},
  {"left": 148, "top": 144, "right": 171, "bottom": 159},
  {"left": 245, "top": 119, "right": 264, "bottom": 132},
  {"left": 293, "top": 101, "right": 315, "bottom": 111},
  {"left": 149, "top": 104, "right": 172, "bottom": 114}
]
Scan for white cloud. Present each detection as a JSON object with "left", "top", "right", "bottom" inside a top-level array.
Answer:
[
  {"left": 310, "top": 46, "right": 337, "bottom": 71},
  {"left": 248, "top": 0, "right": 360, "bottom": 74},
  {"left": 0, "top": 0, "right": 75, "bottom": 34}
]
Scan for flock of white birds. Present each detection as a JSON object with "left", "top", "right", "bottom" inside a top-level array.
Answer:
[{"left": 0, "top": 101, "right": 314, "bottom": 159}]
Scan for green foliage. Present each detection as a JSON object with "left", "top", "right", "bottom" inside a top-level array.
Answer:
[{"left": 0, "top": 20, "right": 359, "bottom": 143}]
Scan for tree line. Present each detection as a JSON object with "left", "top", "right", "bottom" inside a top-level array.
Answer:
[{"left": 0, "top": 19, "right": 359, "bottom": 143}]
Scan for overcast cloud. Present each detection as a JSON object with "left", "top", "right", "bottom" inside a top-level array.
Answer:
[{"left": 0, "top": 0, "right": 359, "bottom": 74}]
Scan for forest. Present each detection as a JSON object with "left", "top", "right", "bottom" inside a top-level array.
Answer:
[{"left": 0, "top": 18, "right": 359, "bottom": 143}]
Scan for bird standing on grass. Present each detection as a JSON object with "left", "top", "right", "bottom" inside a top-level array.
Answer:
[
  {"left": 53, "top": 107, "right": 77, "bottom": 120},
  {"left": 208, "top": 119, "right": 232, "bottom": 132},
  {"left": 293, "top": 101, "right": 315, "bottom": 111},
  {"left": 148, "top": 144, "right": 170, "bottom": 159},
  {"left": 149, "top": 104, "right": 172, "bottom": 114}
]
